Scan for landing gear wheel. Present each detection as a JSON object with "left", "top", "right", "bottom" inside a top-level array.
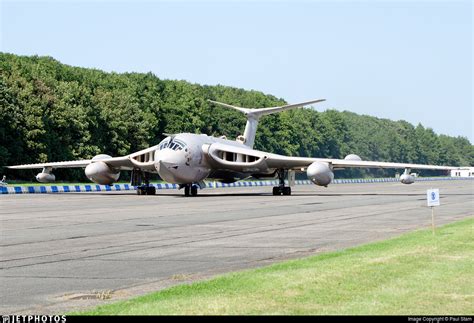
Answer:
[
  {"left": 272, "top": 186, "right": 281, "bottom": 196},
  {"left": 135, "top": 171, "right": 155, "bottom": 196},
  {"left": 183, "top": 184, "right": 198, "bottom": 197},
  {"left": 137, "top": 185, "right": 155, "bottom": 195},
  {"left": 146, "top": 186, "right": 156, "bottom": 195},
  {"left": 272, "top": 169, "right": 292, "bottom": 196}
]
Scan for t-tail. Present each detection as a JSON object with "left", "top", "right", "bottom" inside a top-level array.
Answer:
[{"left": 208, "top": 98, "right": 325, "bottom": 148}]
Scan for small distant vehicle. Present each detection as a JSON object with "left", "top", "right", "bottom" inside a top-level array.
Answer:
[{"left": 8, "top": 99, "right": 457, "bottom": 196}]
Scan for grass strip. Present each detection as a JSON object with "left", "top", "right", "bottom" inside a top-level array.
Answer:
[{"left": 76, "top": 217, "right": 473, "bottom": 315}]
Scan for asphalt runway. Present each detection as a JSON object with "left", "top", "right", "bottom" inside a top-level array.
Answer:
[{"left": 1, "top": 180, "right": 473, "bottom": 314}]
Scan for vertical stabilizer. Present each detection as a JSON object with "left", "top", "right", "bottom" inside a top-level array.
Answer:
[{"left": 208, "top": 98, "right": 325, "bottom": 148}]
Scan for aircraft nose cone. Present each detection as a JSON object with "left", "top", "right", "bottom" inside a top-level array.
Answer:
[
  {"left": 156, "top": 160, "right": 176, "bottom": 182},
  {"left": 154, "top": 149, "right": 186, "bottom": 182},
  {"left": 155, "top": 149, "right": 184, "bottom": 165}
]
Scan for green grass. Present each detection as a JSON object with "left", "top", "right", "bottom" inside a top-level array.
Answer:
[{"left": 75, "top": 217, "right": 474, "bottom": 315}]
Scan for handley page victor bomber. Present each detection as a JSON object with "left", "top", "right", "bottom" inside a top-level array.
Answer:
[{"left": 8, "top": 99, "right": 458, "bottom": 196}]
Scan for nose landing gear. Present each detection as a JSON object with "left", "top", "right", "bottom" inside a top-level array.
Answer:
[{"left": 182, "top": 183, "right": 199, "bottom": 197}]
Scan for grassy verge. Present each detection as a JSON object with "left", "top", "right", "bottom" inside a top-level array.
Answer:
[{"left": 76, "top": 217, "right": 473, "bottom": 315}]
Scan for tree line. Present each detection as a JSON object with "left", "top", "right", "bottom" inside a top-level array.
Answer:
[{"left": 0, "top": 53, "right": 472, "bottom": 182}]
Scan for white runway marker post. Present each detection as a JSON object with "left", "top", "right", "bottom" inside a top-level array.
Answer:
[{"left": 426, "top": 188, "right": 440, "bottom": 235}]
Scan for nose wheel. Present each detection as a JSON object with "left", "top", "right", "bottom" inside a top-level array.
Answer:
[{"left": 183, "top": 184, "right": 199, "bottom": 197}]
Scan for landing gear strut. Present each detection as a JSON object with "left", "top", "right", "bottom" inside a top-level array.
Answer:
[
  {"left": 272, "top": 169, "right": 291, "bottom": 196},
  {"left": 182, "top": 184, "right": 199, "bottom": 197},
  {"left": 132, "top": 169, "right": 156, "bottom": 195}
]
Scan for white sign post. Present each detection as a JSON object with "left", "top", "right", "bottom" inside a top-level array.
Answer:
[{"left": 427, "top": 189, "right": 440, "bottom": 235}]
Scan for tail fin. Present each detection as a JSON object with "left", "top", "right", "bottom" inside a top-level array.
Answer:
[{"left": 208, "top": 98, "right": 325, "bottom": 148}]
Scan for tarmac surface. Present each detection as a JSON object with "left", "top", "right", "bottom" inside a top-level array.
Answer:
[{"left": 1, "top": 180, "right": 473, "bottom": 314}]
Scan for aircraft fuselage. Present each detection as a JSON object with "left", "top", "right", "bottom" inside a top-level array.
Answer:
[{"left": 154, "top": 133, "right": 251, "bottom": 184}]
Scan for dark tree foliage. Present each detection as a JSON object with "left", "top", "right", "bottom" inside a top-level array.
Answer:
[{"left": 0, "top": 53, "right": 472, "bottom": 181}]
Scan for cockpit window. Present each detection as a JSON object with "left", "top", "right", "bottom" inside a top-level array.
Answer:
[{"left": 158, "top": 138, "right": 186, "bottom": 151}]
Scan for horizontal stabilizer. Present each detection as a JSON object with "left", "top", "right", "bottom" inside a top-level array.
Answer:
[
  {"left": 207, "top": 98, "right": 325, "bottom": 148},
  {"left": 207, "top": 100, "right": 249, "bottom": 114},
  {"left": 208, "top": 98, "right": 325, "bottom": 119},
  {"left": 249, "top": 98, "right": 326, "bottom": 118}
]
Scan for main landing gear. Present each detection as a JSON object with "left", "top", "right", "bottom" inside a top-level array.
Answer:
[
  {"left": 131, "top": 169, "right": 156, "bottom": 195},
  {"left": 182, "top": 184, "right": 199, "bottom": 197},
  {"left": 272, "top": 169, "right": 291, "bottom": 196}
]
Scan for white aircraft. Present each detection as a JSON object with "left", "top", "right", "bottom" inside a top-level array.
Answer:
[{"left": 8, "top": 99, "right": 457, "bottom": 196}]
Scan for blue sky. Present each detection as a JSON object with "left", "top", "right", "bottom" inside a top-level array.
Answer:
[{"left": 1, "top": 0, "right": 472, "bottom": 142}]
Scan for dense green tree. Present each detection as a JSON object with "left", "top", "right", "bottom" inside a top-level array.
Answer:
[{"left": 0, "top": 52, "right": 472, "bottom": 182}]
